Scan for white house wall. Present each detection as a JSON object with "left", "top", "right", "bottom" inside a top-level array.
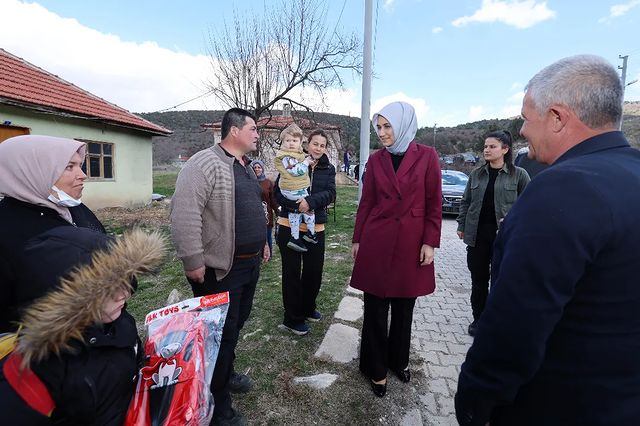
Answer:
[{"left": 0, "top": 105, "right": 153, "bottom": 209}]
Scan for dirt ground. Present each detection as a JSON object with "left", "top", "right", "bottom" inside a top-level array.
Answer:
[
  {"left": 94, "top": 191, "right": 426, "bottom": 425},
  {"left": 95, "top": 199, "right": 171, "bottom": 230}
]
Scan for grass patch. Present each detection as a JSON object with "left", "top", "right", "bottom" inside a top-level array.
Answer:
[
  {"left": 153, "top": 171, "right": 178, "bottom": 196},
  {"left": 96, "top": 176, "right": 419, "bottom": 425}
]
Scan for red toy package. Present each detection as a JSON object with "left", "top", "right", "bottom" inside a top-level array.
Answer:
[{"left": 125, "top": 292, "right": 229, "bottom": 426}]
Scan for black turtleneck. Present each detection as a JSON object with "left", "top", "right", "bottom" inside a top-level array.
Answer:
[
  {"left": 390, "top": 153, "right": 404, "bottom": 172},
  {"left": 479, "top": 166, "right": 500, "bottom": 226}
]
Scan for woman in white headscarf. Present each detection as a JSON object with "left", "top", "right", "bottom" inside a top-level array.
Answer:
[
  {"left": 0, "top": 135, "right": 105, "bottom": 333},
  {"left": 351, "top": 102, "right": 442, "bottom": 397}
]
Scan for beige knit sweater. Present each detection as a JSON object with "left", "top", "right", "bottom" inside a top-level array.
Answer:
[
  {"left": 170, "top": 144, "right": 236, "bottom": 280},
  {"left": 274, "top": 148, "right": 310, "bottom": 191}
]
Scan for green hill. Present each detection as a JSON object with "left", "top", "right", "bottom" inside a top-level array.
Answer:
[{"left": 139, "top": 102, "right": 640, "bottom": 165}]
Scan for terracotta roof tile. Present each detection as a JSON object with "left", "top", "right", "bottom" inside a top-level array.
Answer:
[{"left": 0, "top": 48, "right": 171, "bottom": 135}]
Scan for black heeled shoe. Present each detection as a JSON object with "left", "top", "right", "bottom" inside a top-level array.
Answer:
[
  {"left": 393, "top": 368, "right": 411, "bottom": 383},
  {"left": 370, "top": 379, "right": 387, "bottom": 397}
]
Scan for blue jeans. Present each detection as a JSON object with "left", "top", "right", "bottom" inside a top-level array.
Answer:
[{"left": 266, "top": 226, "right": 273, "bottom": 258}]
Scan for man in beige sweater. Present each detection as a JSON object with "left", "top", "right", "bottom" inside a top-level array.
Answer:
[{"left": 170, "top": 107, "right": 269, "bottom": 426}]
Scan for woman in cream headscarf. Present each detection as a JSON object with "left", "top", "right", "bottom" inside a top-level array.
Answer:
[
  {"left": 0, "top": 135, "right": 105, "bottom": 333},
  {"left": 351, "top": 102, "right": 442, "bottom": 397}
]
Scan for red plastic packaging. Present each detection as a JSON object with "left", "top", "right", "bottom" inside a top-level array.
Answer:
[{"left": 125, "top": 292, "right": 229, "bottom": 426}]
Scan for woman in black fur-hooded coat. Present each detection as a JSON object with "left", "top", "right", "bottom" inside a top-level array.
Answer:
[{"left": 0, "top": 226, "right": 166, "bottom": 426}]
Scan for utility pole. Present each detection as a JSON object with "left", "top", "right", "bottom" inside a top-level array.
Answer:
[
  {"left": 433, "top": 123, "right": 437, "bottom": 147},
  {"left": 619, "top": 55, "right": 628, "bottom": 131},
  {"left": 359, "top": 0, "right": 373, "bottom": 199}
]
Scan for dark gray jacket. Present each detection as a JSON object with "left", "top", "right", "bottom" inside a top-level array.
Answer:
[
  {"left": 456, "top": 131, "right": 640, "bottom": 426},
  {"left": 456, "top": 163, "right": 530, "bottom": 246}
]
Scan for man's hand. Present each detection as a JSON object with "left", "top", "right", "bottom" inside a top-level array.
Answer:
[
  {"left": 185, "top": 266, "right": 206, "bottom": 283},
  {"left": 297, "top": 198, "right": 310, "bottom": 213},
  {"left": 457, "top": 231, "right": 464, "bottom": 240},
  {"left": 420, "top": 244, "right": 434, "bottom": 266},
  {"left": 262, "top": 242, "right": 270, "bottom": 263},
  {"left": 351, "top": 242, "right": 359, "bottom": 260}
]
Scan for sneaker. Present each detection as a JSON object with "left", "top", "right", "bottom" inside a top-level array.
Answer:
[
  {"left": 287, "top": 237, "right": 308, "bottom": 252},
  {"left": 210, "top": 408, "right": 247, "bottom": 426},
  {"left": 281, "top": 322, "right": 310, "bottom": 336},
  {"left": 302, "top": 231, "right": 318, "bottom": 244},
  {"left": 306, "top": 311, "right": 322, "bottom": 322},
  {"left": 228, "top": 372, "right": 254, "bottom": 394}
]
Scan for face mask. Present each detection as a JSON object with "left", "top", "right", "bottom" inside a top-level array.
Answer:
[{"left": 48, "top": 185, "right": 82, "bottom": 207}]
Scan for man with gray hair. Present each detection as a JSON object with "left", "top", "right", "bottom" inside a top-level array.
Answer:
[{"left": 456, "top": 55, "right": 640, "bottom": 425}]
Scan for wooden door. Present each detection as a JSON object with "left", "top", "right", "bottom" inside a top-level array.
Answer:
[{"left": 0, "top": 125, "right": 30, "bottom": 143}]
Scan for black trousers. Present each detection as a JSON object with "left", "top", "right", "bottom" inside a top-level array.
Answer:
[
  {"left": 189, "top": 257, "right": 260, "bottom": 417},
  {"left": 277, "top": 226, "right": 325, "bottom": 326},
  {"left": 360, "top": 292, "right": 416, "bottom": 382},
  {"left": 466, "top": 223, "right": 497, "bottom": 320}
]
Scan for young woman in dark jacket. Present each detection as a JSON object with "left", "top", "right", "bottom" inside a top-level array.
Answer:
[
  {"left": 0, "top": 135, "right": 105, "bottom": 333},
  {"left": 0, "top": 226, "right": 165, "bottom": 425},
  {"left": 275, "top": 129, "right": 336, "bottom": 335},
  {"left": 456, "top": 130, "right": 530, "bottom": 336}
]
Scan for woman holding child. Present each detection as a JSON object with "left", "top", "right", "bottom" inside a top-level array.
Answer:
[
  {"left": 275, "top": 127, "right": 336, "bottom": 336},
  {"left": 351, "top": 101, "right": 442, "bottom": 397}
]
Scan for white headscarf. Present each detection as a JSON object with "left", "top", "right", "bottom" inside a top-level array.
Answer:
[
  {"left": 0, "top": 135, "right": 86, "bottom": 223},
  {"left": 372, "top": 101, "right": 418, "bottom": 155}
]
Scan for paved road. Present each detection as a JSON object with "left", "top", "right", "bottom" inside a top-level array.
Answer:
[
  {"left": 410, "top": 216, "right": 473, "bottom": 425},
  {"left": 317, "top": 216, "right": 473, "bottom": 425}
]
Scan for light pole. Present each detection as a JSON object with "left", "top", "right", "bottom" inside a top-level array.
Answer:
[
  {"left": 621, "top": 78, "right": 638, "bottom": 130},
  {"left": 358, "top": 0, "right": 373, "bottom": 199},
  {"left": 433, "top": 123, "right": 437, "bottom": 147}
]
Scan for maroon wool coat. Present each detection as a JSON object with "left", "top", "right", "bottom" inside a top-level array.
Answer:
[{"left": 351, "top": 142, "right": 442, "bottom": 298}]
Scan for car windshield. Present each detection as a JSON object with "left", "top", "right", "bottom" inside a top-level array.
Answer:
[{"left": 442, "top": 174, "right": 468, "bottom": 186}]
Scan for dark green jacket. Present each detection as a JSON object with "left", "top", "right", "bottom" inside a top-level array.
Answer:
[{"left": 456, "top": 163, "right": 530, "bottom": 246}]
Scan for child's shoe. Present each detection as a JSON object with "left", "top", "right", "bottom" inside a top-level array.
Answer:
[
  {"left": 287, "top": 237, "right": 308, "bottom": 252},
  {"left": 302, "top": 231, "right": 318, "bottom": 244}
]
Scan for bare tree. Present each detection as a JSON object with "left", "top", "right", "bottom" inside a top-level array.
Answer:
[{"left": 205, "top": 0, "right": 361, "bottom": 120}]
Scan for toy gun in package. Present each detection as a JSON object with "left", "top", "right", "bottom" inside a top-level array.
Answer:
[{"left": 126, "top": 292, "right": 229, "bottom": 426}]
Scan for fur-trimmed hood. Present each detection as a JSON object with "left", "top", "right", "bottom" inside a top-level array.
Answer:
[{"left": 16, "top": 227, "right": 166, "bottom": 367}]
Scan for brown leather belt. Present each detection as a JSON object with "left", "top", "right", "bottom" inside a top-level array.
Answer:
[{"left": 234, "top": 251, "right": 260, "bottom": 259}]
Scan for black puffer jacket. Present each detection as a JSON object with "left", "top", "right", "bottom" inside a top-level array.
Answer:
[
  {"left": 0, "top": 227, "right": 165, "bottom": 426},
  {"left": 0, "top": 197, "right": 105, "bottom": 332},
  {"left": 275, "top": 153, "right": 336, "bottom": 225}
]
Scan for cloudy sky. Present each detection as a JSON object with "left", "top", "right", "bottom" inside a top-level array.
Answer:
[{"left": 2, "top": 0, "right": 639, "bottom": 127}]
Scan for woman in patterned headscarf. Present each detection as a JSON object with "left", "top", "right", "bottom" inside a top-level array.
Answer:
[
  {"left": 0, "top": 135, "right": 105, "bottom": 332},
  {"left": 250, "top": 159, "right": 279, "bottom": 258},
  {"left": 351, "top": 102, "right": 443, "bottom": 397}
]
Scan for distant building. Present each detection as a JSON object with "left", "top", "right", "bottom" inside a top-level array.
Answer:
[
  {"left": 0, "top": 48, "right": 171, "bottom": 208},
  {"left": 171, "top": 153, "right": 191, "bottom": 168},
  {"left": 202, "top": 114, "right": 343, "bottom": 179}
]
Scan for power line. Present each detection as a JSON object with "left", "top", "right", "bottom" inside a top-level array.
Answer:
[
  {"left": 153, "top": 89, "right": 215, "bottom": 113},
  {"left": 622, "top": 47, "right": 640, "bottom": 56}
]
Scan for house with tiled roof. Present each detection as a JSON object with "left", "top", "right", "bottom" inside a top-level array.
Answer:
[
  {"left": 0, "top": 48, "right": 171, "bottom": 208},
  {"left": 201, "top": 110, "right": 343, "bottom": 178}
]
